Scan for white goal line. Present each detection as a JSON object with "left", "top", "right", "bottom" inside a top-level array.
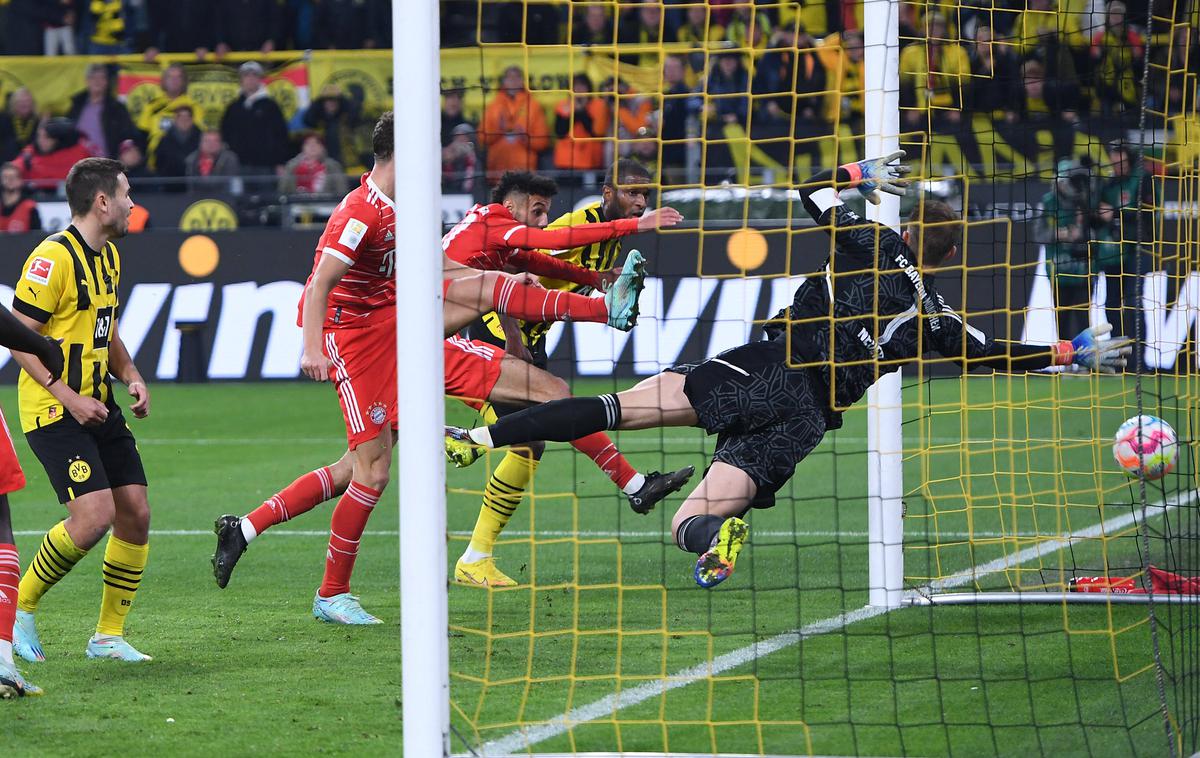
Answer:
[{"left": 474, "top": 489, "right": 1196, "bottom": 757}]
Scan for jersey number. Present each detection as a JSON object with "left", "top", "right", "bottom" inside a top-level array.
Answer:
[{"left": 379, "top": 249, "right": 395, "bottom": 277}]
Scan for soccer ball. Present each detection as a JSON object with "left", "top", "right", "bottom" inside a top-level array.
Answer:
[{"left": 1112, "top": 415, "right": 1179, "bottom": 481}]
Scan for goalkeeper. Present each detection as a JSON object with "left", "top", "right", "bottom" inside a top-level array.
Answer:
[{"left": 447, "top": 152, "right": 1132, "bottom": 588}]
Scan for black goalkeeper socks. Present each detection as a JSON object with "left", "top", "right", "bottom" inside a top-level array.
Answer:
[
  {"left": 489, "top": 394, "right": 621, "bottom": 448},
  {"left": 675, "top": 515, "right": 726, "bottom": 555}
]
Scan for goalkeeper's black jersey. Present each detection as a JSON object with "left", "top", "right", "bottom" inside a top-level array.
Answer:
[{"left": 774, "top": 168, "right": 998, "bottom": 412}]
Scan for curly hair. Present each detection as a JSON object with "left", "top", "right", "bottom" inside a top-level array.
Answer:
[{"left": 491, "top": 171, "right": 558, "bottom": 203}]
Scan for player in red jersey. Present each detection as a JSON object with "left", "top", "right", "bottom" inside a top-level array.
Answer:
[
  {"left": 0, "top": 302, "right": 64, "bottom": 696},
  {"left": 211, "top": 113, "right": 687, "bottom": 607}
]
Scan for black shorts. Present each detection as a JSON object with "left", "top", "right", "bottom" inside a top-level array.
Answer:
[
  {"left": 467, "top": 316, "right": 548, "bottom": 418},
  {"left": 668, "top": 340, "right": 830, "bottom": 508},
  {"left": 25, "top": 402, "right": 147, "bottom": 504}
]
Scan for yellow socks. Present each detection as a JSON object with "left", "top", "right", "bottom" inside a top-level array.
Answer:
[
  {"left": 465, "top": 450, "right": 539, "bottom": 559},
  {"left": 18, "top": 521, "right": 88, "bottom": 613},
  {"left": 96, "top": 536, "right": 148, "bottom": 637}
]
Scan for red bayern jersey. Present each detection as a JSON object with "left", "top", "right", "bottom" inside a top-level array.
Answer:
[
  {"left": 441, "top": 203, "right": 639, "bottom": 287},
  {"left": 301, "top": 173, "right": 396, "bottom": 329}
]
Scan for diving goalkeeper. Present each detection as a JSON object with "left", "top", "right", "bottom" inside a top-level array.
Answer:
[{"left": 446, "top": 152, "right": 1132, "bottom": 588}]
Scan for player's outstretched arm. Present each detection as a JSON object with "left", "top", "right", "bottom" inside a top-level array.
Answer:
[
  {"left": 800, "top": 152, "right": 911, "bottom": 221},
  {"left": 932, "top": 311, "right": 1131, "bottom": 374},
  {"left": 0, "top": 304, "right": 62, "bottom": 384},
  {"left": 503, "top": 207, "right": 683, "bottom": 252}
]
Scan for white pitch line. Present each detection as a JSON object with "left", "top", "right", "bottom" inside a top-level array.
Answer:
[
  {"left": 9, "top": 528, "right": 1074, "bottom": 540},
  {"left": 477, "top": 489, "right": 1196, "bottom": 757},
  {"left": 128, "top": 435, "right": 1006, "bottom": 446}
]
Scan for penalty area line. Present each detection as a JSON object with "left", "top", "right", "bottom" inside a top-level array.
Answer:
[{"left": 475, "top": 489, "right": 1196, "bottom": 757}]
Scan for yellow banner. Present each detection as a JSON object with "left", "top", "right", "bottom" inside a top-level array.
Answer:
[{"left": 307, "top": 51, "right": 394, "bottom": 118}]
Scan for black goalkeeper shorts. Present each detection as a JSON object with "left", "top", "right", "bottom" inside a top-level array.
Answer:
[
  {"left": 667, "top": 340, "right": 830, "bottom": 509},
  {"left": 25, "top": 401, "right": 147, "bottom": 504}
]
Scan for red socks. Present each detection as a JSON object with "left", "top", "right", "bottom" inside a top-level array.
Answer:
[
  {"left": 246, "top": 466, "right": 336, "bottom": 535},
  {"left": 318, "top": 481, "right": 381, "bottom": 598},
  {"left": 571, "top": 432, "right": 638, "bottom": 489},
  {"left": 492, "top": 275, "right": 607, "bottom": 324},
  {"left": 0, "top": 544, "right": 18, "bottom": 646}
]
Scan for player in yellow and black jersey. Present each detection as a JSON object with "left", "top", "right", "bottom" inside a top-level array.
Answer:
[
  {"left": 457, "top": 159, "right": 692, "bottom": 587},
  {"left": 7, "top": 158, "right": 155, "bottom": 663}
]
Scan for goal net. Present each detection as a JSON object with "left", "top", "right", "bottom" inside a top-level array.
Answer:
[{"left": 425, "top": 0, "right": 1199, "bottom": 755}]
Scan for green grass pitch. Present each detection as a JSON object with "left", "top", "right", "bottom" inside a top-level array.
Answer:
[{"left": 1, "top": 376, "right": 1185, "bottom": 757}]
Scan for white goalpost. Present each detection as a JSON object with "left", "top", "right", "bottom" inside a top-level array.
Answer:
[
  {"left": 396, "top": 1, "right": 450, "bottom": 756},
  {"left": 863, "top": 0, "right": 906, "bottom": 610}
]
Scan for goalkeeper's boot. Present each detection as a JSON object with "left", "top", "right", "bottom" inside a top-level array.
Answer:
[
  {"left": 12, "top": 610, "right": 44, "bottom": 663},
  {"left": 627, "top": 466, "right": 696, "bottom": 515},
  {"left": 0, "top": 659, "right": 42, "bottom": 698},
  {"left": 694, "top": 517, "right": 749, "bottom": 589},
  {"left": 312, "top": 592, "right": 383, "bottom": 625},
  {"left": 212, "top": 514, "right": 249, "bottom": 589},
  {"left": 86, "top": 634, "right": 152, "bottom": 662},
  {"left": 605, "top": 249, "right": 646, "bottom": 332},
  {"left": 445, "top": 426, "right": 482, "bottom": 468},
  {"left": 455, "top": 556, "right": 518, "bottom": 587}
]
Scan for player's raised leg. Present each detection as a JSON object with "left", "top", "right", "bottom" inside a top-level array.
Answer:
[
  {"left": 443, "top": 249, "right": 645, "bottom": 336},
  {"left": 313, "top": 427, "right": 389, "bottom": 625},
  {"left": 0, "top": 496, "right": 40, "bottom": 697},
  {"left": 213, "top": 451, "right": 353, "bottom": 588},
  {"left": 670, "top": 464, "right": 756, "bottom": 589}
]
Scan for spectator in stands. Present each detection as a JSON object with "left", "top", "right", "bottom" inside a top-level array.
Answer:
[
  {"left": 138, "top": 64, "right": 205, "bottom": 170},
  {"left": 481, "top": 65, "right": 550, "bottom": 181},
  {"left": 1100, "top": 140, "right": 1152, "bottom": 340},
  {"left": 754, "top": 25, "right": 827, "bottom": 167},
  {"left": 830, "top": 30, "right": 866, "bottom": 132},
  {"left": 1005, "top": 58, "right": 1080, "bottom": 163},
  {"left": 119, "top": 139, "right": 155, "bottom": 183},
  {"left": 493, "top": 2, "right": 561, "bottom": 45},
  {"left": 68, "top": 64, "right": 138, "bottom": 161},
  {"left": 314, "top": 0, "right": 390, "bottom": 49},
  {"left": 441, "top": 88, "right": 471, "bottom": 147},
  {"left": 618, "top": 0, "right": 665, "bottom": 66},
  {"left": 155, "top": 105, "right": 202, "bottom": 184},
  {"left": 215, "top": 0, "right": 282, "bottom": 55},
  {"left": 303, "top": 85, "right": 367, "bottom": 173},
  {"left": 613, "top": 80, "right": 655, "bottom": 157},
  {"left": 1091, "top": 0, "right": 1145, "bottom": 123},
  {"left": 280, "top": 134, "right": 348, "bottom": 195},
  {"left": 145, "top": 0, "right": 216, "bottom": 55},
  {"left": 3, "top": 0, "right": 54, "bottom": 55},
  {"left": 553, "top": 73, "right": 609, "bottom": 173},
  {"left": 1040, "top": 158, "right": 1093, "bottom": 341},
  {"left": 674, "top": 5, "right": 723, "bottom": 81},
  {"left": 15, "top": 119, "right": 96, "bottom": 190},
  {"left": 724, "top": 5, "right": 772, "bottom": 52},
  {"left": 85, "top": 0, "right": 131, "bottom": 54},
  {"left": 572, "top": 5, "right": 612, "bottom": 46},
  {"left": 706, "top": 54, "right": 750, "bottom": 129},
  {"left": 43, "top": 0, "right": 77, "bottom": 56},
  {"left": 220, "top": 61, "right": 292, "bottom": 176},
  {"left": 899, "top": 12, "right": 971, "bottom": 131},
  {"left": 966, "top": 25, "right": 1019, "bottom": 121},
  {"left": 442, "top": 123, "right": 478, "bottom": 193},
  {"left": 0, "top": 162, "right": 41, "bottom": 233},
  {"left": 186, "top": 129, "right": 242, "bottom": 189},
  {"left": 660, "top": 54, "right": 699, "bottom": 172},
  {"left": 0, "top": 89, "right": 41, "bottom": 165}
]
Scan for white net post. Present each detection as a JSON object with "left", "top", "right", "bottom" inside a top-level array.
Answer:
[
  {"left": 395, "top": 1, "right": 450, "bottom": 755},
  {"left": 864, "top": 0, "right": 905, "bottom": 609}
]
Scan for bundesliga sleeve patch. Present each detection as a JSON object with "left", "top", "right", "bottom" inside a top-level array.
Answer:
[
  {"left": 25, "top": 256, "right": 54, "bottom": 286},
  {"left": 338, "top": 218, "right": 370, "bottom": 251}
]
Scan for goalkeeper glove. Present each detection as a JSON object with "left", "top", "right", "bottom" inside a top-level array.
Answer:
[
  {"left": 1054, "top": 324, "right": 1133, "bottom": 373},
  {"left": 840, "top": 150, "right": 912, "bottom": 205}
]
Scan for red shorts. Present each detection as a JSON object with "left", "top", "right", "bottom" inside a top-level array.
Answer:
[
  {"left": 324, "top": 320, "right": 398, "bottom": 450},
  {"left": 0, "top": 405, "right": 26, "bottom": 495},
  {"left": 444, "top": 336, "right": 504, "bottom": 409}
]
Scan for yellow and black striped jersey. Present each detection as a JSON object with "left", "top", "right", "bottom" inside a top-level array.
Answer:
[
  {"left": 483, "top": 201, "right": 624, "bottom": 349},
  {"left": 12, "top": 226, "right": 120, "bottom": 432}
]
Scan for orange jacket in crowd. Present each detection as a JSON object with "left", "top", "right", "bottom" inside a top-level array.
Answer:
[
  {"left": 482, "top": 88, "right": 550, "bottom": 179},
  {"left": 553, "top": 96, "right": 610, "bottom": 171}
]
